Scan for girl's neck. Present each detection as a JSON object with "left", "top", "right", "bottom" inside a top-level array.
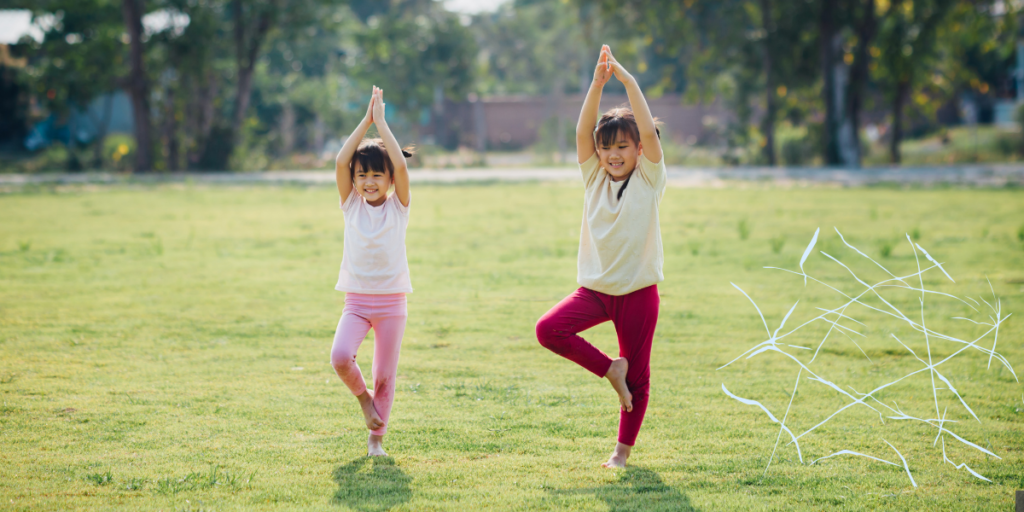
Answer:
[{"left": 365, "top": 194, "right": 387, "bottom": 207}]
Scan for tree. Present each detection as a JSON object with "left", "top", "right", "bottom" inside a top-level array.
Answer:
[
  {"left": 874, "top": 0, "right": 955, "bottom": 164},
  {"left": 231, "top": 0, "right": 279, "bottom": 147},
  {"left": 251, "top": 5, "right": 352, "bottom": 159},
  {"left": 473, "top": 1, "right": 594, "bottom": 153},
  {"left": 20, "top": 0, "right": 126, "bottom": 169},
  {"left": 351, "top": 0, "right": 476, "bottom": 149},
  {"left": 122, "top": 0, "right": 154, "bottom": 171},
  {"left": 587, "top": 0, "right": 821, "bottom": 165},
  {"left": 819, "top": 0, "right": 879, "bottom": 168}
]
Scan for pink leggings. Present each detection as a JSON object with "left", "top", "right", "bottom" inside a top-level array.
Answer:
[
  {"left": 536, "top": 285, "right": 659, "bottom": 446},
  {"left": 331, "top": 292, "right": 407, "bottom": 436}
]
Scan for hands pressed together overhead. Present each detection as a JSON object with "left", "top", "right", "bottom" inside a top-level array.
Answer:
[
  {"left": 593, "top": 44, "right": 634, "bottom": 88},
  {"left": 365, "top": 85, "right": 386, "bottom": 124}
]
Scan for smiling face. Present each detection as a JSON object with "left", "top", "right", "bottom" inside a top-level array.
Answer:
[
  {"left": 597, "top": 131, "right": 642, "bottom": 182},
  {"left": 352, "top": 162, "right": 392, "bottom": 206}
]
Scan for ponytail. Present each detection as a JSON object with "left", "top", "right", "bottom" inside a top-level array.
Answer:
[{"left": 617, "top": 174, "right": 631, "bottom": 201}]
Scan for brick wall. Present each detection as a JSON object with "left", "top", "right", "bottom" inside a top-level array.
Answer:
[{"left": 426, "top": 94, "right": 730, "bottom": 150}]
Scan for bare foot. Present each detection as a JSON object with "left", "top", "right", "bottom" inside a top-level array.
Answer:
[
  {"left": 605, "top": 358, "right": 632, "bottom": 412},
  {"left": 356, "top": 390, "right": 385, "bottom": 431},
  {"left": 601, "top": 442, "right": 632, "bottom": 468},
  {"left": 367, "top": 434, "right": 388, "bottom": 457}
]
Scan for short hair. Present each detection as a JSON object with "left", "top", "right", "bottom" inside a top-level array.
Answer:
[
  {"left": 594, "top": 107, "right": 661, "bottom": 148},
  {"left": 350, "top": 139, "right": 415, "bottom": 179}
]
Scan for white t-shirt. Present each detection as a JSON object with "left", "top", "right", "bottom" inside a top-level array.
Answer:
[
  {"left": 335, "top": 189, "right": 413, "bottom": 294},
  {"left": 577, "top": 153, "right": 666, "bottom": 296}
]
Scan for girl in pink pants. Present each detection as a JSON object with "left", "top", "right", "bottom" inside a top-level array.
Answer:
[
  {"left": 332, "top": 86, "right": 415, "bottom": 457},
  {"left": 537, "top": 46, "right": 666, "bottom": 469}
]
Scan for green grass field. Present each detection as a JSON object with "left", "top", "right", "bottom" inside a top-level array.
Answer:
[{"left": 1, "top": 183, "right": 1023, "bottom": 511}]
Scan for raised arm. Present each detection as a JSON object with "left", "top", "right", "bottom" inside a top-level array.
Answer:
[
  {"left": 335, "top": 91, "right": 376, "bottom": 200},
  {"left": 607, "top": 50, "right": 662, "bottom": 164},
  {"left": 372, "top": 87, "right": 410, "bottom": 207},
  {"left": 576, "top": 45, "right": 613, "bottom": 164}
]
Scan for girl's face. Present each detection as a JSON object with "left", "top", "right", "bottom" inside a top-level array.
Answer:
[
  {"left": 352, "top": 163, "right": 392, "bottom": 206},
  {"left": 597, "top": 132, "right": 642, "bottom": 182}
]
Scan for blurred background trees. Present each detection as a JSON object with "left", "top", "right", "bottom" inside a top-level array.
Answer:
[{"left": 0, "top": 0, "right": 1020, "bottom": 171}]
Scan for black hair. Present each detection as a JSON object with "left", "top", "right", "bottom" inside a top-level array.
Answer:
[
  {"left": 350, "top": 138, "right": 415, "bottom": 179},
  {"left": 594, "top": 107, "right": 661, "bottom": 200}
]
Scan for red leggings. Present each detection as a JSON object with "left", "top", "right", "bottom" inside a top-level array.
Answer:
[{"left": 535, "top": 285, "right": 659, "bottom": 446}]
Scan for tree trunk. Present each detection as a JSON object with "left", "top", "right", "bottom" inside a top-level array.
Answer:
[
  {"left": 832, "top": 44, "right": 859, "bottom": 168},
  {"left": 889, "top": 79, "right": 909, "bottom": 164},
  {"left": 183, "top": 78, "right": 199, "bottom": 166},
  {"left": 163, "top": 84, "right": 179, "bottom": 170},
  {"left": 819, "top": 0, "right": 839, "bottom": 165},
  {"left": 433, "top": 84, "right": 448, "bottom": 149},
  {"left": 280, "top": 101, "right": 295, "bottom": 155},
  {"left": 66, "top": 112, "right": 83, "bottom": 171},
  {"left": 122, "top": 0, "right": 152, "bottom": 172},
  {"left": 313, "top": 113, "right": 325, "bottom": 155},
  {"left": 844, "top": 0, "right": 876, "bottom": 169},
  {"left": 90, "top": 94, "right": 113, "bottom": 169},
  {"left": 760, "top": 0, "right": 776, "bottom": 166},
  {"left": 231, "top": 0, "right": 276, "bottom": 154},
  {"left": 189, "top": 70, "right": 218, "bottom": 168}
]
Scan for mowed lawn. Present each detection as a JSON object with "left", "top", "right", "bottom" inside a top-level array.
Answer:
[{"left": 1, "top": 183, "right": 1022, "bottom": 511}]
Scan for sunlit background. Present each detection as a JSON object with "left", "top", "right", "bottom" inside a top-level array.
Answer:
[{"left": 0, "top": 0, "right": 1020, "bottom": 172}]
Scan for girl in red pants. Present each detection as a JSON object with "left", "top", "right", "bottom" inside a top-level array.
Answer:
[{"left": 536, "top": 45, "right": 665, "bottom": 469}]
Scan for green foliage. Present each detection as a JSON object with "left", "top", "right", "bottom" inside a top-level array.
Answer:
[
  {"left": 20, "top": 0, "right": 126, "bottom": 170},
  {"left": 863, "top": 125, "right": 1023, "bottom": 166},
  {"left": 0, "top": 66, "right": 31, "bottom": 145},
  {"left": 778, "top": 123, "right": 815, "bottom": 166},
  {"left": 85, "top": 470, "right": 114, "bottom": 486},
  {"left": 24, "top": 0, "right": 125, "bottom": 113},
  {"left": 155, "top": 467, "right": 252, "bottom": 495},
  {"left": 124, "top": 477, "right": 148, "bottom": 491},
  {"left": 473, "top": 1, "right": 588, "bottom": 97},
  {"left": 352, "top": 2, "right": 477, "bottom": 123},
  {"left": 737, "top": 218, "right": 750, "bottom": 240},
  {"left": 879, "top": 239, "right": 894, "bottom": 258},
  {"left": 769, "top": 235, "right": 785, "bottom": 254}
]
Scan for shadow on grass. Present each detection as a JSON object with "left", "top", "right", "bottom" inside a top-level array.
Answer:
[
  {"left": 550, "top": 466, "right": 697, "bottom": 512},
  {"left": 333, "top": 456, "right": 411, "bottom": 511}
]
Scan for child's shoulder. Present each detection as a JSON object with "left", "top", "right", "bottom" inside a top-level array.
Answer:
[
  {"left": 580, "top": 153, "right": 603, "bottom": 184},
  {"left": 341, "top": 188, "right": 362, "bottom": 211},
  {"left": 635, "top": 153, "right": 666, "bottom": 187},
  {"left": 387, "top": 191, "right": 411, "bottom": 213}
]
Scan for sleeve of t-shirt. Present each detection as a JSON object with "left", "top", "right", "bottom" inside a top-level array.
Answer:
[
  {"left": 579, "top": 153, "right": 601, "bottom": 188},
  {"left": 391, "top": 190, "right": 411, "bottom": 214},
  {"left": 636, "top": 153, "right": 667, "bottom": 201},
  {"left": 340, "top": 188, "right": 359, "bottom": 212}
]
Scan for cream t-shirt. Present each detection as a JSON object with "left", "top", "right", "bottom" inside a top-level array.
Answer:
[
  {"left": 577, "top": 153, "right": 666, "bottom": 296},
  {"left": 335, "top": 189, "right": 413, "bottom": 294}
]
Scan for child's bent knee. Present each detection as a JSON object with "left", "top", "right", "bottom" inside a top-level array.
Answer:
[
  {"left": 330, "top": 351, "right": 358, "bottom": 371},
  {"left": 536, "top": 318, "right": 567, "bottom": 352}
]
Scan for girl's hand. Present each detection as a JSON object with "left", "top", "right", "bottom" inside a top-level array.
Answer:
[
  {"left": 592, "top": 44, "right": 613, "bottom": 87},
  {"left": 364, "top": 87, "right": 376, "bottom": 124},
  {"left": 371, "top": 86, "right": 386, "bottom": 125},
  {"left": 605, "top": 48, "right": 635, "bottom": 85}
]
